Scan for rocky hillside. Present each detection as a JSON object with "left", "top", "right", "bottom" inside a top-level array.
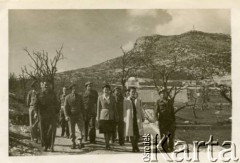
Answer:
[{"left": 57, "top": 30, "right": 231, "bottom": 87}]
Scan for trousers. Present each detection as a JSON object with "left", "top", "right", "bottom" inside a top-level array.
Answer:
[
  {"left": 84, "top": 115, "right": 96, "bottom": 142},
  {"left": 39, "top": 116, "right": 57, "bottom": 150},
  {"left": 60, "top": 107, "right": 69, "bottom": 137},
  {"left": 68, "top": 115, "right": 85, "bottom": 143},
  {"left": 29, "top": 106, "right": 39, "bottom": 140}
]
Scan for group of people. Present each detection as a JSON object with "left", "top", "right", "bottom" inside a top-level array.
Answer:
[{"left": 26, "top": 80, "right": 147, "bottom": 152}]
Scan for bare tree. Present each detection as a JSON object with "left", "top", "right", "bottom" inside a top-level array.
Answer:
[
  {"left": 138, "top": 41, "right": 194, "bottom": 115},
  {"left": 113, "top": 46, "right": 140, "bottom": 94},
  {"left": 19, "top": 69, "right": 27, "bottom": 101},
  {"left": 186, "top": 52, "right": 231, "bottom": 104},
  {"left": 22, "top": 45, "right": 64, "bottom": 90}
]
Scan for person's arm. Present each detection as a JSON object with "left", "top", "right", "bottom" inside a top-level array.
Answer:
[
  {"left": 153, "top": 100, "right": 159, "bottom": 123},
  {"left": 97, "top": 96, "right": 101, "bottom": 122},
  {"left": 64, "top": 96, "right": 70, "bottom": 121},
  {"left": 94, "top": 91, "right": 99, "bottom": 115},
  {"left": 113, "top": 97, "right": 119, "bottom": 122},
  {"left": 80, "top": 95, "right": 85, "bottom": 119},
  {"left": 26, "top": 91, "right": 31, "bottom": 107},
  {"left": 51, "top": 92, "right": 59, "bottom": 115}
]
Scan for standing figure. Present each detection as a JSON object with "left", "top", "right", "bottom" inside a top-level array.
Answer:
[
  {"left": 155, "top": 90, "right": 176, "bottom": 152},
  {"left": 59, "top": 86, "right": 70, "bottom": 138},
  {"left": 83, "top": 81, "right": 98, "bottom": 143},
  {"left": 124, "top": 87, "right": 144, "bottom": 152},
  {"left": 113, "top": 87, "right": 124, "bottom": 145},
  {"left": 26, "top": 81, "right": 39, "bottom": 142},
  {"left": 37, "top": 80, "right": 59, "bottom": 152},
  {"left": 64, "top": 84, "right": 85, "bottom": 149},
  {"left": 97, "top": 84, "right": 118, "bottom": 150},
  {"left": 124, "top": 89, "right": 130, "bottom": 143}
]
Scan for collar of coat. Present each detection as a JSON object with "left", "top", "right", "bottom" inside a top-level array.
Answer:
[
  {"left": 103, "top": 94, "right": 110, "bottom": 101},
  {"left": 127, "top": 96, "right": 136, "bottom": 101}
]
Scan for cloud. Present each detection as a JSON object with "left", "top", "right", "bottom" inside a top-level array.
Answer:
[
  {"left": 122, "top": 41, "right": 135, "bottom": 52},
  {"left": 156, "top": 9, "right": 230, "bottom": 35},
  {"left": 126, "top": 9, "right": 172, "bottom": 35},
  {"left": 127, "top": 10, "right": 158, "bottom": 17}
]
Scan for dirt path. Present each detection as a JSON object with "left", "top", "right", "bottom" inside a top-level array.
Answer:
[
  {"left": 41, "top": 123, "right": 156, "bottom": 155},
  {"left": 10, "top": 122, "right": 225, "bottom": 156}
]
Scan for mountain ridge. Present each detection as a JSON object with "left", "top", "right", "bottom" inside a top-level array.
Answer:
[{"left": 57, "top": 30, "right": 231, "bottom": 83}]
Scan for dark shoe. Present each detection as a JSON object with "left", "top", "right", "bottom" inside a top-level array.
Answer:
[
  {"left": 71, "top": 143, "right": 76, "bottom": 149},
  {"left": 136, "top": 147, "right": 140, "bottom": 152},
  {"left": 50, "top": 148, "right": 54, "bottom": 152},
  {"left": 78, "top": 143, "right": 85, "bottom": 149},
  {"left": 65, "top": 135, "right": 70, "bottom": 138},
  {"left": 90, "top": 140, "right": 96, "bottom": 144},
  {"left": 119, "top": 142, "right": 124, "bottom": 146},
  {"left": 132, "top": 148, "right": 136, "bottom": 153},
  {"left": 106, "top": 145, "right": 111, "bottom": 150},
  {"left": 44, "top": 146, "right": 48, "bottom": 152}
]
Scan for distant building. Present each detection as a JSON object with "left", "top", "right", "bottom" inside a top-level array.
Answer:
[{"left": 125, "top": 77, "right": 231, "bottom": 105}]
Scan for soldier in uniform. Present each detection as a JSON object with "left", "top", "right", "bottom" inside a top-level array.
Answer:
[
  {"left": 113, "top": 87, "right": 124, "bottom": 145},
  {"left": 59, "top": 86, "right": 70, "bottom": 138},
  {"left": 26, "top": 80, "right": 39, "bottom": 142},
  {"left": 64, "top": 84, "right": 85, "bottom": 149},
  {"left": 37, "top": 80, "right": 59, "bottom": 152},
  {"left": 82, "top": 82, "right": 98, "bottom": 143},
  {"left": 155, "top": 90, "right": 176, "bottom": 152}
]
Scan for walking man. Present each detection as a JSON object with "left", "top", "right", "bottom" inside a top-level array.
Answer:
[
  {"left": 37, "top": 80, "right": 59, "bottom": 152},
  {"left": 113, "top": 87, "right": 124, "bottom": 145},
  {"left": 155, "top": 90, "right": 176, "bottom": 152},
  {"left": 83, "top": 82, "right": 98, "bottom": 143},
  {"left": 26, "top": 80, "right": 39, "bottom": 142},
  {"left": 59, "top": 86, "right": 70, "bottom": 138},
  {"left": 64, "top": 84, "right": 85, "bottom": 149}
]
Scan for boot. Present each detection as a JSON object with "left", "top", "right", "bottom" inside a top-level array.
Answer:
[
  {"left": 71, "top": 142, "right": 76, "bottom": 149},
  {"left": 78, "top": 139, "right": 84, "bottom": 149}
]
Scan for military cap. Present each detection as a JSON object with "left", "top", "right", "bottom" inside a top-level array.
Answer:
[
  {"left": 69, "top": 83, "right": 77, "bottom": 90},
  {"left": 85, "top": 81, "right": 92, "bottom": 87},
  {"left": 102, "top": 83, "right": 111, "bottom": 90},
  {"left": 113, "top": 86, "right": 121, "bottom": 91}
]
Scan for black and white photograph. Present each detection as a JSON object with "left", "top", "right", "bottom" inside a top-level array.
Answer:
[
  {"left": 1, "top": 1, "right": 240, "bottom": 162},
  {"left": 7, "top": 8, "right": 232, "bottom": 158}
]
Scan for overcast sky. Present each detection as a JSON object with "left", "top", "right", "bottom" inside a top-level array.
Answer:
[{"left": 9, "top": 9, "right": 230, "bottom": 75}]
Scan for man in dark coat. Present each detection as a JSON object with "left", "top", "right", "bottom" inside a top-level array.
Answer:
[
  {"left": 82, "top": 82, "right": 98, "bottom": 143},
  {"left": 64, "top": 84, "right": 85, "bottom": 149},
  {"left": 37, "top": 80, "right": 59, "bottom": 152},
  {"left": 155, "top": 90, "right": 176, "bottom": 152},
  {"left": 113, "top": 87, "right": 124, "bottom": 145}
]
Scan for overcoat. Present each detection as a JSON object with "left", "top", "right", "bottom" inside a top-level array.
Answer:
[{"left": 123, "top": 97, "right": 144, "bottom": 136}]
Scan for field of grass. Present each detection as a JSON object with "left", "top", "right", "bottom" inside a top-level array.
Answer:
[{"left": 176, "top": 128, "right": 231, "bottom": 144}]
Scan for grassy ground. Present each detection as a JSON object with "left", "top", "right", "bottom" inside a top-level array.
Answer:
[
  {"left": 175, "top": 104, "right": 231, "bottom": 124},
  {"left": 143, "top": 102, "right": 231, "bottom": 125},
  {"left": 176, "top": 128, "right": 231, "bottom": 145}
]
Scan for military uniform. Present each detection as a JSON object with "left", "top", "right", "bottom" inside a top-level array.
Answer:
[
  {"left": 59, "top": 93, "right": 69, "bottom": 137},
  {"left": 82, "top": 89, "right": 98, "bottom": 143},
  {"left": 37, "top": 89, "right": 59, "bottom": 151},
  {"left": 26, "top": 89, "right": 39, "bottom": 141},
  {"left": 113, "top": 93, "right": 124, "bottom": 145},
  {"left": 155, "top": 99, "right": 176, "bottom": 152},
  {"left": 64, "top": 92, "right": 85, "bottom": 147}
]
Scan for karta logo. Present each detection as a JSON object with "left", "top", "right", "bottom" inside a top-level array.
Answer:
[{"left": 142, "top": 134, "right": 238, "bottom": 162}]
